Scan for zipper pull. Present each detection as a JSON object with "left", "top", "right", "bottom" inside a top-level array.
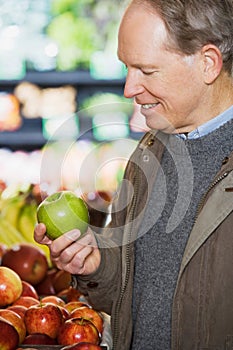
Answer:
[{"left": 225, "top": 187, "right": 233, "bottom": 192}]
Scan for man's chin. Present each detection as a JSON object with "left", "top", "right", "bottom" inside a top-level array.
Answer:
[
  {"left": 145, "top": 120, "right": 177, "bottom": 134},
  {"left": 143, "top": 113, "right": 177, "bottom": 134}
]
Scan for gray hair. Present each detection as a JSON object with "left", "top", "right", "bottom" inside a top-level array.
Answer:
[{"left": 132, "top": 0, "right": 233, "bottom": 76}]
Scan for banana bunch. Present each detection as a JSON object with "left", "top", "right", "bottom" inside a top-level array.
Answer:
[
  {"left": 0, "top": 187, "right": 51, "bottom": 266},
  {"left": 0, "top": 195, "right": 25, "bottom": 228},
  {"left": 0, "top": 216, "right": 26, "bottom": 246}
]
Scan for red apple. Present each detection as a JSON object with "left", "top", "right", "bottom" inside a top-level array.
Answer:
[
  {"left": 0, "top": 309, "right": 26, "bottom": 344},
  {"left": 0, "top": 316, "right": 19, "bottom": 350},
  {"left": 53, "top": 269, "right": 72, "bottom": 293},
  {"left": 69, "top": 307, "right": 103, "bottom": 334},
  {"left": 21, "top": 281, "right": 39, "bottom": 299},
  {"left": 22, "top": 333, "right": 57, "bottom": 345},
  {"left": 40, "top": 297, "right": 69, "bottom": 320},
  {"left": 61, "top": 343, "right": 102, "bottom": 350},
  {"left": 12, "top": 296, "right": 40, "bottom": 308},
  {"left": 57, "top": 318, "right": 100, "bottom": 346},
  {"left": 24, "top": 302, "right": 64, "bottom": 339},
  {"left": 1, "top": 243, "right": 48, "bottom": 285},
  {"left": 35, "top": 276, "right": 56, "bottom": 296},
  {"left": 7, "top": 305, "right": 27, "bottom": 319},
  {"left": 65, "top": 301, "right": 91, "bottom": 313},
  {"left": 40, "top": 295, "right": 66, "bottom": 307},
  {"left": 0, "top": 266, "right": 23, "bottom": 307},
  {"left": 37, "top": 191, "right": 89, "bottom": 240},
  {"left": 35, "top": 268, "right": 57, "bottom": 296},
  {"left": 57, "top": 286, "right": 83, "bottom": 302}
]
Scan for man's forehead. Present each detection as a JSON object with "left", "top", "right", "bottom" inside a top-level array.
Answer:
[{"left": 118, "top": 5, "right": 169, "bottom": 50}]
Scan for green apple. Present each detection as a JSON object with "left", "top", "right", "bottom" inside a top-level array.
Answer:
[{"left": 37, "top": 191, "right": 89, "bottom": 240}]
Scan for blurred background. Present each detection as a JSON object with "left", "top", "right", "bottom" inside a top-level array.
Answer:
[{"left": 0, "top": 0, "right": 149, "bottom": 229}]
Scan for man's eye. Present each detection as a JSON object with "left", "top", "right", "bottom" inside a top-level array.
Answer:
[{"left": 142, "top": 70, "right": 157, "bottom": 75}]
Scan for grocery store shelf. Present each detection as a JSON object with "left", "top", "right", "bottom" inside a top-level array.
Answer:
[
  {"left": 0, "top": 118, "right": 45, "bottom": 151},
  {"left": 0, "top": 115, "right": 143, "bottom": 151},
  {"left": 0, "top": 70, "right": 142, "bottom": 151},
  {"left": 0, "top": 70, "right": 126, "bottom": 88}
]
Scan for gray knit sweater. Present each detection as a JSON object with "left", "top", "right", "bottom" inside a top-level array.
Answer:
[{"left": 131, "top": 119, "right": 233, "bottom": 350}]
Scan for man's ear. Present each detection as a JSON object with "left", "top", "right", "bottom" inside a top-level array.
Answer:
[{"left": 201, "top": 44, "right": 223, "bottom": 84}]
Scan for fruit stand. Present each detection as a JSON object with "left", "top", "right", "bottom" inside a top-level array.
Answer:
[
  {"left": 0, "top": 251, "right": 112, "bottom": 349},
  {"left": 0, "top": 95, "right": 140, "bottom": 349},
  {"left": 0, "top": 165, "right": 116, "bottom": 349}
]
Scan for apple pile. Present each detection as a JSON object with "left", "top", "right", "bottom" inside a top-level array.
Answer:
[
  {"left": 1, "top": 243, "right": 49, "bottom": 286},
  {"left": 0, "top": 257, "right": 105, "bottom": 349},
  {"left": 0, "top": 242, "right": 77, "bottom": 297}
]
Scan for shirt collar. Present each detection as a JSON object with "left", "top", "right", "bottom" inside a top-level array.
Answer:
[{"left": 177, "top": 104, "right": 233, "bottom": 140}]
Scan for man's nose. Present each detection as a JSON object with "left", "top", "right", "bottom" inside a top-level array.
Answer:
[{"left": 123, "top": 71, "right": 144, "bottom": 99}]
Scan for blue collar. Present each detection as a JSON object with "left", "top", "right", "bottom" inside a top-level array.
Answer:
[{"left": 177, "top": 105, "right": 233, "bottom": 140}]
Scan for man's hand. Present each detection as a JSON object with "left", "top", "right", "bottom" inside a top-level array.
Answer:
[{"left": 34, "top": 223, "right": 101, "bottom": 275}]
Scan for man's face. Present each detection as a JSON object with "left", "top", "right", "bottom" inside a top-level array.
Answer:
[{"left": 118, "top": 3, "right": 209, "bottom": 134}]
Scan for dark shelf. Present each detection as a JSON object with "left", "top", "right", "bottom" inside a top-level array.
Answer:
[
  {"left": 0, "top": 114, "right": 144, "bottom": 151},
  {"left": 0, "top": 118, "right": 45, "bottom": 151},
  {"left": 0, "top": 70, "right": 126, "bottom": 88},
  {"left": 0, "top": 70, "right": 137, "bottom": 151}
]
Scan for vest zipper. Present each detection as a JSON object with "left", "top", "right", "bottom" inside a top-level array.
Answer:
[
  {"left": 112, "top": 170, "right": 140, "bottom": 349},
  {"left": 195, "top": 171, "right": 229, "bottom": 220}
]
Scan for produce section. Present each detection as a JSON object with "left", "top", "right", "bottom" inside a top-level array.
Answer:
[
  {"left": 0, "top": 163, "right": 116, "bottom": 349},
  {"left": 0, "top": 1, "right": 147, "bottom": 349},
  {"left": 0, "top": 73, "right": 129, "bottom": 150},
  {"left": 0, "top": 250, "right": 112, "bottom": 349}
]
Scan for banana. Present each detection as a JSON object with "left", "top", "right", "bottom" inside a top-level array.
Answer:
[
  {"left": 17, "top": 203, "right": 37, "bottom": 241},
  {"left": 0, "top": 216, "right": 25, "bottom": 247},
  {"left": 0, "top": 195, "right": 26, "bottom": 228}
]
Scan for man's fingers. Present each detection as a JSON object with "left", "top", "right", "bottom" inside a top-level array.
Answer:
[
  {"left": 34, "top": 223, "right": 52, "bottom": 245},
  {"left": 50, "top": 228, "right": 97, "bottom": 257},
  {"left": 55, "top": 246, "right": 101, "bottom": 275},
  {"left": 57, "top": 243, "right": 93, "bottom": 265}
]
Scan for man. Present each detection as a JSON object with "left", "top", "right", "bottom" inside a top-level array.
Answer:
[{"left": 35, "top": 0, "right": 233, "bottom": 349}]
